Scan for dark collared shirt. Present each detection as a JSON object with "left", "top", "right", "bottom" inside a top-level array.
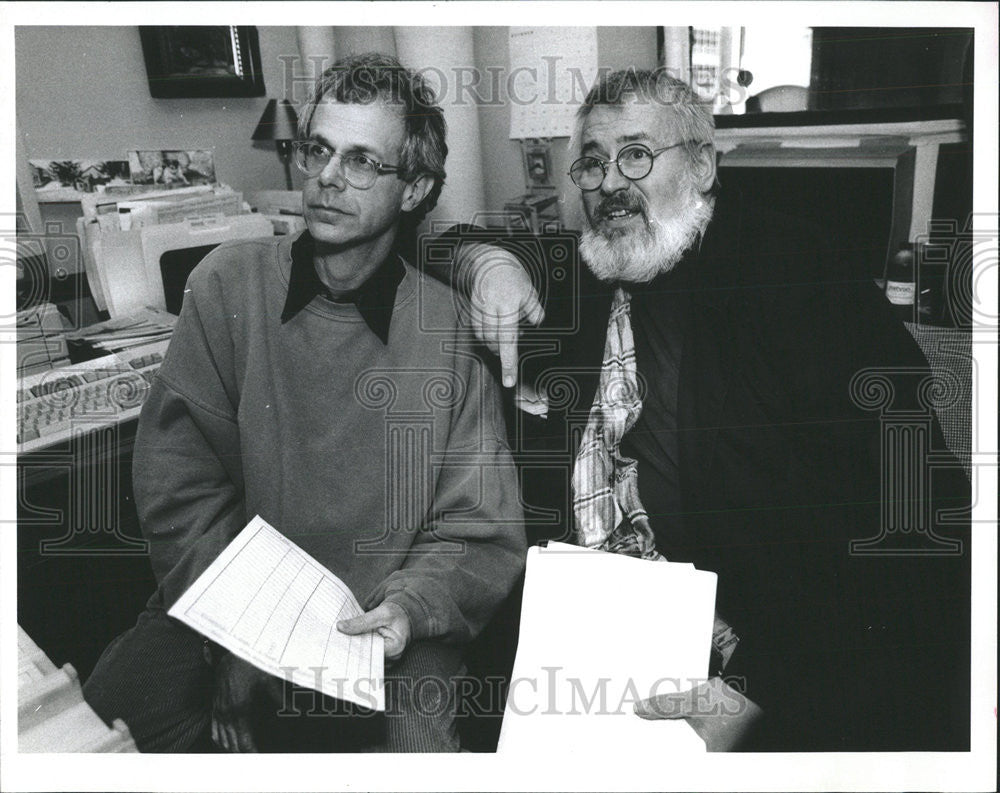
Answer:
[
  {"left": 619, "top": 247, "right": 698, "bottom": 558},
  {"left": 280, "top": 230, "right": 405, "bottom": 344}
]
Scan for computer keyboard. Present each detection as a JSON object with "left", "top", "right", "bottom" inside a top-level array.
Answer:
[{"left": 17, "top": 339, "right": 170, "bottom": 454}]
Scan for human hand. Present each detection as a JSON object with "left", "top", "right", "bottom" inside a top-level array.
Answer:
[
  {"left": 337, "top": 601, "right": 412, "bottom": 662},
  {"left": 211, "top": 652, "right": 281, "bottom": 752},
  {"left": 458, "top": 242, "right": 544, "bottom": 388},
  {"left": 634, "top": 677, "right": 763, "bottom": 752}
]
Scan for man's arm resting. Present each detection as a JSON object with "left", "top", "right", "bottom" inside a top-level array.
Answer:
[
  {"left": 365, "top": 460, "right": 527, "bottom": 645},
  {"left": 134, "top": 376, "right": 247, "bottom": 607},
  {"left": 133, "top": 277, "right": 247, "bottom": 607},
  {"left": 424, "top": 226, "right": 544, "bottom": 387},
  {"left": 363, "top": 347, "right": 527, "bottom": 644}
]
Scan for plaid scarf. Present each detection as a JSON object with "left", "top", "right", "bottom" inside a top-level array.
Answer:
[
  {"left": 571, "top": 286, "right": 739, "bottom": 673},
  {"left": 571, "top": 287, "right": 660, "bottom": 558}
]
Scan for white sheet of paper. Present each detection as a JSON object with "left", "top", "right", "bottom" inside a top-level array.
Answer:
[
  {"left": 95, "top": 229, "right": 151, "bottom": 317},
  {"left": 508, "top": 27, "right": 599, "bottom": 138},
  {"left": 498, "top": 542, "right": 717, "bottom": 754},
  {"left": 168, "top": 515, "right": 384, "bottom": 711}
]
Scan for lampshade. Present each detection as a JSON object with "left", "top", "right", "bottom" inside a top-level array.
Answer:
[{"left": 252, "top": 99, "right": 299, "bottom": 142}]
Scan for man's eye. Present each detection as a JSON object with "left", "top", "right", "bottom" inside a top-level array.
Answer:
[
  {"left": 621, "top": 147, "right": 649, "bottom": 162},
  {"left": 306, "top": 143, "right": 329, "bottom": 158},
  {"left": 344, "top": 154, "right": 373, "bottom": 168}
]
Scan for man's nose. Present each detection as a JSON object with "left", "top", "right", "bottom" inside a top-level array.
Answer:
[
  {"left": 318, "top": 153, "right": 347, "bottom": 190},
  {"left": 600, "top": 162, "right": 630, "bottom": 194}
]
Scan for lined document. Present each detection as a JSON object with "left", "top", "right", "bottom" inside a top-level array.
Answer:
[
  {"left": 168, "top": 515, "right": 384, "bottom": 711},
  {"left": 498, "top": 543, "right": 717, "bottom": 754}
]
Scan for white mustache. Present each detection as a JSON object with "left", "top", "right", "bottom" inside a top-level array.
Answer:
[{"left": 596, "top": 195, "right": 647, "bottom": 219}]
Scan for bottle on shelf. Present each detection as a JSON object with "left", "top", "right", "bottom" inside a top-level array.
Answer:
[
  {"left": 914, "top": 240, "right": 959, "bottom": 328},
  {"left": 884, "top": 242, "right": 916, "bottom": 324}
]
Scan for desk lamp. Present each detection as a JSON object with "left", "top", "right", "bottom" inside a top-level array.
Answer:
[{"left": 252, "top": 99, "right": 299, "bottom": 190}]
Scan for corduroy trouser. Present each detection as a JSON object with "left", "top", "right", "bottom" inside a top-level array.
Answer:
[{"left": 82, "top": 606, "right": 463, "bottom": 752}]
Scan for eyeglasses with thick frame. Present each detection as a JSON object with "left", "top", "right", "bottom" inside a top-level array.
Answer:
[
  {"left": 291, "top": 139, "right": 403, "bottom": 189},
  {"left": 568, "top": 141, "right": 689, "bottom": 191}
]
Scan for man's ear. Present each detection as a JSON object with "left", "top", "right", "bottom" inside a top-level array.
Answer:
[
  {"left": 400, "top": 174, "right": 434, "bottom": 214},
  {"left": 689, "top": 142, "right": 717, "bottom": 194}
]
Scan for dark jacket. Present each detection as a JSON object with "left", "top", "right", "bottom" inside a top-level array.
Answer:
[{"left": 506, "top": 191, "right": 970, "bottom": 751}]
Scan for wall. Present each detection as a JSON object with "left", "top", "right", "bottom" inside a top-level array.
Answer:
[
  {"left": 16, "top": 25, "right": 303, "bottom": 249},
  {"left": 473, "top": 27, "right": 659, "bottom": 226},
  {"left": 286, "top": 25, "right": 658, "bottom": 227},
  {"left": 15, "top": 25, "right": 660, "bottom": 245}
]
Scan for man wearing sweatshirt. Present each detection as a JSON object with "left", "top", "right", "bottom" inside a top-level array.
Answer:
[{"left": 82, "top": 53, "right": 525, "bottom": 753}]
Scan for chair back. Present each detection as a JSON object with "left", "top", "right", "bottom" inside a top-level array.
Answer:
[{"left": 905, "top": 322, "right": 972, "bottom": 479}]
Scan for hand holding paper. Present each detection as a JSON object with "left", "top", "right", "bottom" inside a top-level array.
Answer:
[
  {"left": 338, "top": 601, "right": 411, "bottom": 662},
  {"left": 635, "top": 676, "right": 763, "bottom": 752},
  {"left": 168, "top": 515, "right": 385, "bottom": 712}
]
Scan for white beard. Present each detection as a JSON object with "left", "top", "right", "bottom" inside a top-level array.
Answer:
[{"left": 580, "top": 189, "right": 715, "bottom": 284}]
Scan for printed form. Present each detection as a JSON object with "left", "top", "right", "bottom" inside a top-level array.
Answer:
[{"left": 168, "top": 515, "right": 384, "bottom": 711}]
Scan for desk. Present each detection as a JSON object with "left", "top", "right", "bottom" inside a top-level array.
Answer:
[
  {"left": 16, "top": 336, "right": 167, "bottom": 681},
  {"left": 18, "top": 626, "right": 138, "bottom": 752},
  {"left": 18, "top": 416, "right": 157, "bottom": 683}
]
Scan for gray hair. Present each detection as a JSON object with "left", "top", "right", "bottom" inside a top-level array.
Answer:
[
  {"left": 298, "top": 52, "right": 447, "bottom": 221},
  {"left": 573, "top": 68, "right": 716, "bottom": 180}
]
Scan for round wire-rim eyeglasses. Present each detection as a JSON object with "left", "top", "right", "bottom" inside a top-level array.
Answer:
[{"left": 568, "top": 141, "right": 689, "bottom": 191}]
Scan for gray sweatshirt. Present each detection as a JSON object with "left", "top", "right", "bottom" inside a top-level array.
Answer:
[{"left": 133, "top": 232, "right": 525, "bottom": 644}]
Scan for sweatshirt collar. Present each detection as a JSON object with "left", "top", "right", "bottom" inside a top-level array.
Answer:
[{"left": 281, "top": 230, "right": 404, "bottom": 344}]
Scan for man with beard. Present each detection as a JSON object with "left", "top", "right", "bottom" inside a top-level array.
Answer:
[{"left": 449, "top": 68, "right": 969, "bottom": 751}]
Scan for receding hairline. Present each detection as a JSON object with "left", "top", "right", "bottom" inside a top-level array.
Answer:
[
  {"left": 303, "top": 94, "right": 409, "bottom": 136},
  {"left": 306, "top": 99, "right": 412, "bottom": 162},
  {"left": 577, "top": 98, "right": 689, "bottom": 150}
]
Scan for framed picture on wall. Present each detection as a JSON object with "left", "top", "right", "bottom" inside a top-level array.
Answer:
[{"left": 139, "top": 26, "right": 265, "bottom": 98}]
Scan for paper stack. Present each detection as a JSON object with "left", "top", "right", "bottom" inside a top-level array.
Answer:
[
  {"left": 498, "top": 542, "right": 718, "bottom": 755},
  {"left": 80, "top": 184, "right": 244, "bottom": 232},
  {"left": 64, "top": 306, "right": 176, "bottom": 354}
]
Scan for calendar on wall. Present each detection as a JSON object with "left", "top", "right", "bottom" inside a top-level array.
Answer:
[{"left": 508, "top": 27, "right": 599, "bottom": 140}]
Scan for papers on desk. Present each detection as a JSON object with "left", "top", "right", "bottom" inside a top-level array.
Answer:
[
  {"left": 80, "top": 184, "right": 233, "bottom": 229},
  {"left": 76, "top": 184, "right": 270, "bottom": 317},
  {"left": 64, "top": 306, "right": 176, "bottom": 353},
  {"left": 498, "top": 542, "right": 717, "bottom": 754},
  {"left": 168, "top": 516, "right": 385, "bottom": 712}
]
